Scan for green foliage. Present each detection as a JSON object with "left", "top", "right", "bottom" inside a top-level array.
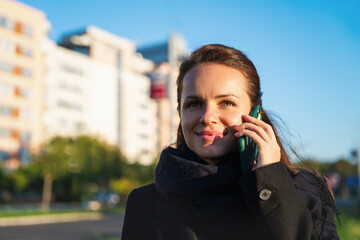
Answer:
[
  {"left": 124, "top": 160, "right": 157, "bottom": 186},
  {"left": 32, "top": 136, "right": 72, "bottom": 178},
  {"left": 0, "top": 165, "right": 41, "bottom": 195},
  {"left": 3, "top": 171, "right": 28, "bottom": 193},
  {"left": 297, "top": 159, "right": 326, "bottom": 172},
  {"left": 0, "top": 165, "right": 5, "bottom": 189},
  {"left": 327, "top": 159, "right": 357, "bottom": 176},
  {"left": 110, "top": 177, "right": 139, "bottom": 197},
  {"left": 53, "top": 173, "right": 82, "bottom": 202},
  {"left": 16, "top": 164, "right": 43, "bottom": 191},
  {"left": 337, "top": 207, "right": 360, "bottom": 240},
  {"left": 29, "top": 135, "right": 129, "bottom": 202},
  {"left": 71, "top": 136, "right": 126, "bottom": 187},
  {"left": 2, "top": 134, "right": 158, "bottom": 202},
  {"left": 297, "top": 158, "right": 357, "bottom": 177}
]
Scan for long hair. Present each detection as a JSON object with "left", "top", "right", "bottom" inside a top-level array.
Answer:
[
  {"left": 174, "top": 44, "right": 338, "bottom": 218},
  {"left": 175, "top": 44, "right": 299, "bottom": 174}
]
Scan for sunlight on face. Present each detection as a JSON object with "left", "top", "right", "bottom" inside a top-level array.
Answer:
[{"left": 180, "top": 63, "right": 252, "bottom": 164}]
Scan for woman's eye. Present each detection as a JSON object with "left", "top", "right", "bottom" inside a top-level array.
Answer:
[
  {"left": 187, "top": 101, "right": 202, "bottom": 108},
  {"left": 221, "top": 101, "right": 236, "bottom": 107}
]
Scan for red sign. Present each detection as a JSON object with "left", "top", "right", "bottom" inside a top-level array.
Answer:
[{"left": 150, "top": 81, "right": 167, "bottom": 99}]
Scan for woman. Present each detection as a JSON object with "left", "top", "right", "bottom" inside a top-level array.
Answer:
[{"left": 121, "top": 44, "right": 339, "bottom": 240}]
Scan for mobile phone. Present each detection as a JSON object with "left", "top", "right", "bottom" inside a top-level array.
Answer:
[{"left": 238, "top": 105, "right": 262, "bottom": 174}]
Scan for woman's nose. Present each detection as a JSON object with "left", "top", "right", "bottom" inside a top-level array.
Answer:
[{"left": 200, "top": 104, "right": 219, "bottom": 125}]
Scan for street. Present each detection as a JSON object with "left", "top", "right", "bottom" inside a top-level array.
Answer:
[{"left": 0, "top": 215, "right": 123, "bottom": 240}]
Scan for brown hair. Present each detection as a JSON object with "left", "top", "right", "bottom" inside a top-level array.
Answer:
[{"left": 176, "top": 44, "right": 298, "bottom": 174}]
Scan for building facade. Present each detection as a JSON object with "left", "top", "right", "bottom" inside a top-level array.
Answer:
[
  {"left": 0, "top": 0, "right": 187, "bottom": 167},
  {"left": 58, "top": 26, "right": 158, "bottom": 164},
  {"left": 43, "top": 40, "right": 118, "bottom": 146},
  {"left": 138, "top": 34, "right": 188, "bottom": 151},
  {"left": 0, "top": 0, "right": 49, "bottom": 169}
]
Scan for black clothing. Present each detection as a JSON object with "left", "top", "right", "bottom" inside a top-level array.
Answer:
[{"left": 122, "top": 147, "right": 339, "bottom": 240}]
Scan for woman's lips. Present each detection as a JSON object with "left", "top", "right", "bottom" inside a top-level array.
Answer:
[{"left": 196, "top": 130, "right": 227, "bottom": 141}]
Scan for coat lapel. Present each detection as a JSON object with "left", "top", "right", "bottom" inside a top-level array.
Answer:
[{"left": 153, "top": 196, "right": 199, "bottom": 240}]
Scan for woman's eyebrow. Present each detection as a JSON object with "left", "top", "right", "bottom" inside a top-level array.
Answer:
[
  {"left": 184, "top": 95, "right": 202, "bottom": 100},
  {"left": 215, "top": 94, "right": 239, "bottom": 99},
  {"left": 184, "top": 94, "right": 239, "bottom": 100}
]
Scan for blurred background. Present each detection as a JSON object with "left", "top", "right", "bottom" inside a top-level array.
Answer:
[{"left": 0, "top": 0, "right": 359, "bottom": 239}]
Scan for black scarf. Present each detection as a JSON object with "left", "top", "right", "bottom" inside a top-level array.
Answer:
[{"left": 154, "top": 145, "right": 246, "bottom": 224}]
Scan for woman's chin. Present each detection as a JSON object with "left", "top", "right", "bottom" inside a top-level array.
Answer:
[{"left": 194, "top": 146, "right": 228, "bottom": 162}]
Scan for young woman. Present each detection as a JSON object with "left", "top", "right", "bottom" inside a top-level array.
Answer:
[{"left": 121, "top": 44, "right": 340, "bottom": 240}]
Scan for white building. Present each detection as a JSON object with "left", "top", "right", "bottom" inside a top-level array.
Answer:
[
  {"left": 43, "top": 40, "right": 118, "bottom": 146},
  {"left": 56, "top": 26, "right": 158, "bottom": 164},
  {"left": 138, "top": 34, "right": 188, "bottom": 149},
  {"left": 0, "top": 0, "right": 49, "bottom": 169}
]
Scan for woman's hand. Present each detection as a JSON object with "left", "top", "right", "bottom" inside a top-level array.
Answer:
[{"left": 233, "top": 114, "right": 281, "bottom": 169}]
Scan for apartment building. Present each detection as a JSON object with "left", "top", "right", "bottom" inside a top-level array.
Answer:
[
  {"left": 138, "top": 34, "right": 188, "bottom": 150},
  {"left": 0, "top": 0, "right": 185, "bottom": 166},
  {"left": 0, "top": 0, "right": 48, "bottom": 169},
  {"left": 58, "top": 26, "right": 158, "bottom": 164},
  {"left": 43, "top": 40, "right": 118, "bottom": 146}
]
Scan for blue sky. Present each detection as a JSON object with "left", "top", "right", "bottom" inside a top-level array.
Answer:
[{"left": 19, "top": 0, "right": 360, "bottom": 162}]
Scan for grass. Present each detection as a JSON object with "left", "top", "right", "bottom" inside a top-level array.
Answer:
[
  {"left": 0, "top": 205, "right": 125, "bottom": 218},
  {"left": 337, "top": 206, "right": 360, "bottom": 240},
  {"left": 1, "top": 203, "right": 358, "bottom": 240},
  {"left": 97, "top": 238, "right": 121, "bottom": 240}
]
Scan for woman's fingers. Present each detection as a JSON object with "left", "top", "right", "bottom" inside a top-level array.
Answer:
[
  {"left": 234, "top": 122, "right": 270, "bottom": 143},
  {"left": 236, "top": 128, "right": 266, "bottom": 146},
  {"left": 242, "top": 114, "right": 277, "bottom": 141},
  {"left": 234, "top": 114, "right": 281, "bottom": 168}
]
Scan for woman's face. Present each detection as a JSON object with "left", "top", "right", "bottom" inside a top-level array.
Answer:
[{"left": 180, "top": 63, "right": 251, "bottom": 164}]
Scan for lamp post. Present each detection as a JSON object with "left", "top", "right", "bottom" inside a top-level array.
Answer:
[{"left": 351, "top": 148, "right": 360, "bottom": 204}]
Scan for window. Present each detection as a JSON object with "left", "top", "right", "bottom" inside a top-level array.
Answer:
[
  {"left": 4, "top": 17, "right": 14, "bottom": 30},
  {"left": 57, "top": 81, "right": 82, "bottom": 93},
  {"left": 20, "top": 131, "right": 31, "bottom": 142},
  {"left": 0, "top": 83, "right": 12, "bottom": 95},
  {"left": 139, "top": 134, "right": 148, "bottom": 140},
  {"left": 5, "top": 41, "right": 15, "bottom": 53},
  {"left": 0, "top": 15, "right": 12, "bottom": 29},
  {"left": 117, "top": 50, "right": 122, "bottom": 69},
  {"left": 19, "top": 109, "right": 31, "bottom": 119},
  {"left": 140, "top": 103, "right": 148, "bottom": 110},
  {"left": 139, "top": 119, "right": 147, "bottom": 124},
  {"left": 20, "top": 88, "right": 32, "bottom": 98},
  {"left": 0, "top": 105, "right": 12, "bottom": 116},
  {"left": 23, "top": 24, "right": 33, "bottom": 37},
  {"left": 22, "top": 68, "right": 32, "bottom": 78},
  {"left": 0, "top": 61, "right": 12, "bottom": 73},
  {"left": 0, "top": 127, "right": 11, "bottom": 138},
  {"left": 61, "top": 65, "right": 83, "bottom": 76},
  {"left": 22, "top": 47, "right": 33, "bottom": 57},
  {"left": 76, "top": 122, "right": 85, "bottom": 132},
  {"left": 0, "top": 15, "right": 6, "bottom": 28},
  {"left": 141, "top": 149, "right": 150, "bottom": 155},
  {"left": 57, "top": 100, "right": 83, "bottom": 112},
  {"left": 0, "top": 38, "right": 32, "bottom": 57}
]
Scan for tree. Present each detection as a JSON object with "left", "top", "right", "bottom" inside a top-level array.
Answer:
[
  {"left": 32, "top": 136, "right": 71, "bottom": 211},
  {"left": 69, "top": 136, "right": 126, "bottom": 193},
  {"left": 327, "top": 158, "right": 357, "bottom": 176}
]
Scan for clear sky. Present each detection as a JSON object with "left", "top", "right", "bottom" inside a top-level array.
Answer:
[{"left": 19, "top": 0, "right": 360, "bottom": 162}]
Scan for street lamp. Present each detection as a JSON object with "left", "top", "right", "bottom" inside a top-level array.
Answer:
[{"left": 351, "top": 148, "right": 360, "bottom": 203}]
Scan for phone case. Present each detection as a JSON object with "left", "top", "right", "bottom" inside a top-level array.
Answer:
[{"left": 238, "top": 105, "right": 262, "bottom": 174}]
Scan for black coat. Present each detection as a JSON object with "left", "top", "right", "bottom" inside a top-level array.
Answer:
[{"left": 121, "top": 163, "right": 339, "bottom": 240}]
